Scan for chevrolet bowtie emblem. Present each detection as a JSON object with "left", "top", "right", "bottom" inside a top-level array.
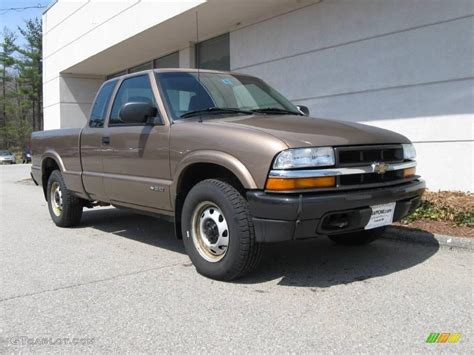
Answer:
[{"left": 372, "top": 162, "right": 389, "bottom": 175}]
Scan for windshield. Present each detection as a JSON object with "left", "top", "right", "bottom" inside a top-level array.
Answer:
[
  {"left": 156, "top": 71, "right": 300, "bottom": 120},
  {"left": 0, "top": 150, "right": 11, "bottom": 156}
]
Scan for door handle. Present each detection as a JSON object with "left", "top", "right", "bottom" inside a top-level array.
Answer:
[{"left": 102, "top": 136, "right": 110, "bottom": 145}]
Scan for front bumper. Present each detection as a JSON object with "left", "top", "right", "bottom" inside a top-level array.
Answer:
[{"left": 247, "top": 179, "right": 425, "bottom": 243}]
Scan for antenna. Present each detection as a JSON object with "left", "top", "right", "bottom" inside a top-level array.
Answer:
[{"left": 195, "top": 10, "right": 203, "bottom": 123}]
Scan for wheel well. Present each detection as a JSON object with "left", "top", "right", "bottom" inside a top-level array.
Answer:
[
  {"left": 174, "top": 163, "right": 246, "bottom": 239},
  {"left": 42, "top": 158, "right": 60, "bottom": 200}
]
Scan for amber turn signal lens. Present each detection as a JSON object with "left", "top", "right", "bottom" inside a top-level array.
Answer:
[
  {"left": 403, "top": 167, "right": 416, "bottom": 177},
  {"left": 266, "top": 176, "right": 336, "bottom": 191}
]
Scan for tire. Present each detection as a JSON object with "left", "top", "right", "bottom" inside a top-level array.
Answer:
[
  {"left": 181, "top": 179, "right": 263, "bottom": 281},
  {"left": 328, "top": 227, "right": 386, "bottom": 246},
  {"left": 47, "top": 170, "right": 83, "bottom": 227}
]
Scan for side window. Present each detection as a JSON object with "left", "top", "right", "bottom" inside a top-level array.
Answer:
[
  {"left": 109, "top": 75, "right": 156, "bottom": 125},
  {"left": 89, "top": 80, "right": 116, "bottom": 128}
]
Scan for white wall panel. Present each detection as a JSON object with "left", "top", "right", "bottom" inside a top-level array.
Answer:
[{"left": 231, "top": 0, "right": 474, "bottom": 70}]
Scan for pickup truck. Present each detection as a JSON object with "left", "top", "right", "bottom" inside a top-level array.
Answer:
[{"left": 31, "top": 69, "right": 425, "bottom": 280}]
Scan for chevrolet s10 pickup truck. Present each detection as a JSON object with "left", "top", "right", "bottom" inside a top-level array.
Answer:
[{"left": 31, "top": 69, "right": 425, "bottom": 280}]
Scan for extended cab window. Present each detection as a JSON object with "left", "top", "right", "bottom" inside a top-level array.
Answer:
[
  {"left": 109, "top": 75, "right": 156, "bottom": 125},
  {"left": 89, "top": 80, "right": 116, "bottom": 128}
]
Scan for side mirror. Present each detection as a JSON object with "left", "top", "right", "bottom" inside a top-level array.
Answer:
[
  {"left": 296, "top": 105, "right": 310, "bottom": 116},
  {"left": 119, "top": 102, "right": 158, "bottom": 124}
]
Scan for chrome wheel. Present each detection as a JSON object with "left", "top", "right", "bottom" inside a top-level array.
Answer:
[
  {"left": 50, "top": 181, "right": 63, "bottom": 217},
  {"left": 191, "top": 201, "right": 229, "bottom": 262}
]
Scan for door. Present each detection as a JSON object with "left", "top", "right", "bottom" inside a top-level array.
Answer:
[
  {"left": 101, "top": 74, "right": 172, "bottom": 212},
  {"left": 81, "top": 79, "right": 117, "bottom": 202}
]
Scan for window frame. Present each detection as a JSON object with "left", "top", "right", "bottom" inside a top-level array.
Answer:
[
  {"left": 106, "top": 73, "right": 159, "bottom": 127},
  {"left": 88, "top": 79, "right": 117, "bottom": 128}
]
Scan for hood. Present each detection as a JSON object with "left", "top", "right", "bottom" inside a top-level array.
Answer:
[{"left": 208, "top": 115, "right": 410, "bottom": 148}]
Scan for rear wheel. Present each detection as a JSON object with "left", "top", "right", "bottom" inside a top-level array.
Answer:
[
  {"left": 47, "top": 170, "right": 83, "bottom": 227},
  {"left": 328, "top": 227, "right": 386, "bottom": 246},
  {"left": 181, "top": 179, "right": 262, "bottom": 281}
]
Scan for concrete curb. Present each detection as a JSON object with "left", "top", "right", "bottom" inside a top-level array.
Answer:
[{"left": 383, "top": 226, "right": 473, "bottom": 250}]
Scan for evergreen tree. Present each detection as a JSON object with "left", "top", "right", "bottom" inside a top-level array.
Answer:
[
  {"left": 17, "top": 18, "right": 42, "bottom": 132},
  {"left": 0, "top": 28, "right": 17, "bottom": 147}
]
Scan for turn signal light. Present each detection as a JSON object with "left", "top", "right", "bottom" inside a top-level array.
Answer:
[
  {"left": 266, "top": 176, "right": 336, "bottom": 191},
  {"left": 403, "top": 167, "right": 416, "bottom": 178}
]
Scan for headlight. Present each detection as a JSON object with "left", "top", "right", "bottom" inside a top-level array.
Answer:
[
  {"left": 402, "top": 143, "right": 416, "bottom": 161},
  {"left": 273, "top": 147, "right": 335, "bottom": 169}
]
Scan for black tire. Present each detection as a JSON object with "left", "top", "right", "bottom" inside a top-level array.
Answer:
[
  {"left": 328, "top": 227, "right": 386, "bottom": 246},
  {"left": 181, "top": 179, "right": 263, "bottom": 281},
  {"left": 47, "top": 170, "right": 83, "bottom": 227}
]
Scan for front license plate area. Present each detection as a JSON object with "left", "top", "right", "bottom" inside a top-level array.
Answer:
[{"left": 365, "top": 202, "right": 396, "bottom": 230}]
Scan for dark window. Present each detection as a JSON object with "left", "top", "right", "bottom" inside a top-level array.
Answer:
[
  {"left": 196, "top": 33, "right": 230, "bottom": 71},
  {"left": 89, "top": 80, "right": 117, "bottom": 128},
  {"left": 129, "top": 61, "right": 153, "bottom": 73},
  {"left": 154, "top": 52, "right": 179, "bottom": 68},
  {"left": 106, "top": 70, "right": 127, "bottom": 80},
  {"left": 109, "top": 75, "right": 156, "bottom": 125}
]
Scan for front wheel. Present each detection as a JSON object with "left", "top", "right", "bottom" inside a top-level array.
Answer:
[
  {"left": 181, "top": 179, "right": 262, "bottom": 281},
  {"left": 328, "top": 227, "right": 386, "bottom": 246},
  {"left": 47, "top": 170, "right": 83, "bottom": 227}
]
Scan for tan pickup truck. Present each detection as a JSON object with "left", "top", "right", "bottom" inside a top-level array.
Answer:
[{"left": 31, "top": 69, "right": 425, "bottom": 280}]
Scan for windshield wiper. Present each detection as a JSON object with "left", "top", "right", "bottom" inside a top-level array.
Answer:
[
  {"left": 251, "top": 107, "right": 302, "bottom": 116},
  {"left": 180, "top": 107, "right": 252, "bottom": 118}
]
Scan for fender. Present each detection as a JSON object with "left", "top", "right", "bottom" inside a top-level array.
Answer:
[
  {"left": 171, "top": 150, "right": 258, "bottom": 205},
  {"left": 40, "top": 150, "right": 89, "bottom": 199},
  {"left": 41, "top": 150, "right": 66, "bottom": 173}
]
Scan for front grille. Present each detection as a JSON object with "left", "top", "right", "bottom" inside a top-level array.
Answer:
[
  {"left": 336, "top": 145, "right": 404, "bottom": 167},
  {"left": 339, "top": 170, "right": 405, "bottom": 187},
  {"left": 334, "top": 144, "right": 410, "bottom": 189}
]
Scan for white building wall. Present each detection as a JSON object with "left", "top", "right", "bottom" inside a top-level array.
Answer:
[
  {"left": 230, "top": 0, "right": 474, "bottom": 192},
  {"left": 43, "top": 0, "right": 205, "bottom": 129}
]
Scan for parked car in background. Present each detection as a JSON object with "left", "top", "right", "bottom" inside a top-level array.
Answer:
[
  {"left": 31, "top": 69, "right": 425, "bottom": 281},
  {"left": 0, "top": 150, "right": 16, "bottom": 164},
  {"left": 22, "top": 148, "right": 32, "bottom": 163}
]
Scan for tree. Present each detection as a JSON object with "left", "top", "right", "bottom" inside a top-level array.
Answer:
[
  {"left": 0, "top": 28, "right": 17, "bottom": 147},
  {"left": 17, "top": 18, "right": 42, "bottom": 132}
]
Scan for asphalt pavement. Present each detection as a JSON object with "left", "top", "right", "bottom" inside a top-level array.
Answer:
[{"left": 0, "top": 164, "right": 472, "bottom": 353}]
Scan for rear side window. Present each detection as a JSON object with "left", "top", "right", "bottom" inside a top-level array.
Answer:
[
  {"left": 89, "top": 80, "right": 116, "bottom": 128},
  {"left": 109, "top": 75, "right": 156, "bottom": 125}
]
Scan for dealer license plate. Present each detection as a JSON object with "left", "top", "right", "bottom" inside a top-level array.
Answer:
[{"left": 365, "top": 202, "right": 396, "bottom": 230}]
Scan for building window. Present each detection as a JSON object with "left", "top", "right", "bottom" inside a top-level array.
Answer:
[
  {"left": 107, "top": 70, "right": 127, "bottom": 80},
  {"left": 129, "top": 61, "right": 153, "bottom": 73},
  {"left": 106, "top": 50, "right": 180, "bottom": 79},
  {"left": 196, "top": 33, "right": 230, "bottom": 71},
  {"left": 154, "top": 51, "right": 179, "bottom": 68}
]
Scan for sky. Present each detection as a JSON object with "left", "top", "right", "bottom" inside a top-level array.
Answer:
[{"left": 0, "top": 0, "right": 50, "bottom": 44}]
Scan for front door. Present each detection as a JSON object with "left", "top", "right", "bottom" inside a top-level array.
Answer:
[{"left": 101, "top": 73, "right": 172, "bottom": 212}]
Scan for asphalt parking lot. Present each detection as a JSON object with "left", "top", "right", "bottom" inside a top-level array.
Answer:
[{"left": 0, "top": 164, "right": 472, "bottom": 353}]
